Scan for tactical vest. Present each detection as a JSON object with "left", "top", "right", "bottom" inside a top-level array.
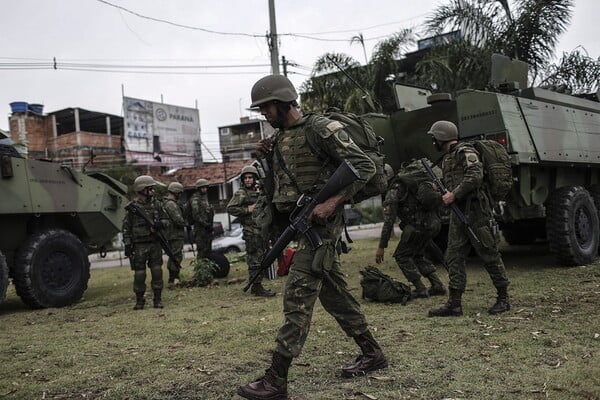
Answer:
[
  {"left": 271, "top": 116, "right": 335, "bottom": 212},
  {"left": 127, "top": 199, "right": 158, "bottom": 243},
  {"left": 161, "top": 198, "right": 185, "bottom": 241},
  {"left": 190, "top": 193, "right": 214, "bottom": 228},
  {"left": 239, "top": 187, "right": 261, "bottom": 228}
]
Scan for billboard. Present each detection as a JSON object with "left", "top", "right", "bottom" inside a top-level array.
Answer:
[{"left": 123, "top": 96, "right": 201, "bottom": 165}]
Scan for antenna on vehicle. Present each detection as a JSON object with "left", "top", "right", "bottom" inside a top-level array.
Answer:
[{"left": 326, "top": 55, "right": 382, "bottom": 113}]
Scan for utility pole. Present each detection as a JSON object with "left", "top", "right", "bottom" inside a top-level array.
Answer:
[{"left": 267, "top": 0, "right": 280, "bottom": 75}]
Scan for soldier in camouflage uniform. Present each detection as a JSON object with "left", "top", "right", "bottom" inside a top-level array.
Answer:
[
  {"left": 122, "top": 175, "right": 164, "bottom": 310},
  {"left": 237, "top": 75, "right": 387, "bottom": 400},
  {"left": 226, "top": 165, "right": 275, "bottom": 297},
  {"left": 161, "top": 182, "right": 186, "bottom": 287},
  {"left": 375, "top": 160, "right": 447, "bottom": 298},
  {"left": 190, "top": 178, "right": 214, "bottom": 260},
  {"left": 427, "top": 120, "right": 510, "bottom": 317}
]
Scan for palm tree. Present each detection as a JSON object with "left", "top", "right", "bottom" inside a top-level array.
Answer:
[
  {"left": 424, "top": 0, "right": 573, "bottom": 83},
  {"left": 350, "top": 32, "right": 369, "bottom": 65}
]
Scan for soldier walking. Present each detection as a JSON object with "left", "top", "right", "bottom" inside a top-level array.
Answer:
[
  {"left": 190, "top": 178, "right": 214, "bottom": 260},
  {"left": 375, "top": 160, "right": 447, "bottom": 298},
  {"left": 226, "top": 165, "right": 275, "bottom": 297},
  {"left": 427, "top": 120, "right": 510, "bottom": 317},
  {"left": 237, "top": 75, "right": 387, "bottom": 400},
  {"left": 161, "top": 182, "right": 186, "bottom": 287},
  {"left": 122, "top": 175, "right": 164, "bottom": 310}
]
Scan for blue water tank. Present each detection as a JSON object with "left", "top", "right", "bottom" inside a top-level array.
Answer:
[
  {"left": 28, "top": 103, "right": 44, "bottom": 114},
  {"left": 10, "top": 102, "right": 28, "bottom": 113}
]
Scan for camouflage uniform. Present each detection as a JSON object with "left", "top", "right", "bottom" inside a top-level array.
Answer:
[
  {"left": 122, "top": 198, "right": 163, "bottom": 300},
  {"left": 160, "top": 198, "right": 186, "bottom": 283},
  {"left": 442, "top": 142, "right": 509, "bottom": 293},
  {"left": 267, "top": 114, "right": 376, "bottom": 359},
  {"left": 378, "top": 177, "right": 445, "bottom": 295},
  {"left": 190, "top": 191, "right": 214, "bottom": 259},
  {"left": 226, "top": 185, "right": 267, "bottom": 284}
]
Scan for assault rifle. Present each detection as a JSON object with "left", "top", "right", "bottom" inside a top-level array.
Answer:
[
  {"left": 125, "top": 202, "right": 184, "bottom": 270},
  {"left": 420, "top": 158, "right": 480, "bottom": 243},
  {"left": 243, "top": 160, "right": 361, "bottom": 292}
]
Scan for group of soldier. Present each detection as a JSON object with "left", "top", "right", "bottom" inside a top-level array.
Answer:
[
  {"left": 123, "top": 74, "right": 511, "bottom": 400},
  {"left": 122, "top": 176, "right": 214, "bottom": 310}
]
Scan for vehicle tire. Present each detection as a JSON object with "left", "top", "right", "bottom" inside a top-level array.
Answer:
[
  {"left": 0, "top": 252, "right": 8, "bottom": 304},
  {"left": 224, "top": 246, "right": 241, "bottom": 254},
  {"left": 589, "top": 184, "right": 600, "bottom": 254},
  {"left": 13, "top": 229, "right": 90, "bottom": 308},
  {"left": 546, "top": 186, "right": 600, "bottom": 266},
  {"left": 209, "top": 251, "right": 230, "bottom": 279}
]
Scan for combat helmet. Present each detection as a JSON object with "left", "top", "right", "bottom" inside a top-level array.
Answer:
[
  {"left": 133, "top": 175, "right": 156, "bottom": 192},
  {"left": 250, "top": 75, "right": 298, "bottom": 108},
  {"left": 168, "top": 182, "right": 184, "bottom": 194},
  {"left": 428, "top": 120, "right": 458, "bottom": 141},
  {"left": 195, "top": 178, "right": 209, "bottom": 188},
  {"left": 240, "top": 165, "right": 259, "bottom": 179}
]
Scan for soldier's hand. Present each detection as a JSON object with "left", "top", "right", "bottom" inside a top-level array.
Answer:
[
  {"left": 256, "top": 138, "right": 273, "bottom": 159},
  {"left": 248, "top": 204, "right": 256, "bottom": 213},
  {"left": 124, "top": 244, "right": 133, "bottom": 258},
  {"left": 442, "top": 191, "right": 456, "bottom": 206},
  {"left": 375, "top": 248, "right": 385, "bottom": 264},
  {"left": 309, "top": 194, "right": 346, "bottom": 225}
]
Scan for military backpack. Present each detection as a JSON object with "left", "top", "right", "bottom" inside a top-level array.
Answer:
[
  {"left": 470, "top": 140, "right": 513, "bottom": 202},
  {"left": 359, "top": 265, "right": 411, "bottom": 305},
  {"left": 307, "top": 110, "right": 388, "bottom": 203}
]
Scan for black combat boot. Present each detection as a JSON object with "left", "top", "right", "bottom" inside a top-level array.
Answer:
[
  {"left": 341, "top": 330, "right": 388, "bottom": 378},
  {"left": 153, "top": 290, "right": 164, "bottom": 309},
  {"left": 133, "top": 293, "right": 145, "bottom": 310},
  {"left": 427, "top": 272, "right": 447, "bottom": 296},
  {"left": 411, "top": 279, "right": 429, "bottom": 299},
  {"left": 428, "top": 289, "right": 463, "bottom": 317},
  {"left": 251, "top": 283, "right": 276, "bottom": 298},
  {"left": 488, "top": 286, "right": 510, "bottom": 315},
  {"left": 237, "top": 352, "right": 291, "bottom": 400}
]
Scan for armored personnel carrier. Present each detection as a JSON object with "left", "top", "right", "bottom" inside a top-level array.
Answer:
[
  {"left": 0, "top": 144, "right": 128, "bottom": 308},
  {"left": 366, "top": 54, "right": 600, "bottom": 266}
]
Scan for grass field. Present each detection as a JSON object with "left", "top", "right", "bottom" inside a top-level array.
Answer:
[{"left": 1, "top": 237, "right": 599, "bottom": 400}]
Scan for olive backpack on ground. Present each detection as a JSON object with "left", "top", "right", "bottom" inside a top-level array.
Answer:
[
  {"left": 307, "top": 110, "right": 388, "bottom": 203},
  {"left": 359, "top": 265, "right": 411, "bottom": 305},
  {"left": 469, "top": 140, "right": 513, "bottom": 202}
]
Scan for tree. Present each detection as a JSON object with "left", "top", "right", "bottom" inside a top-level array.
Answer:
[
  {"left": 350, "top": 32, "right": 369, "bottom": 65},
  {"left": 424, "top": 0, "right": 574, "bottom": 83},
  {"left": 540, "top": 48, "right": 600, "bottom": 94}
]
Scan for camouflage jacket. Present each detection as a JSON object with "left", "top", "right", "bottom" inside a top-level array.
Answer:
[
  {"left": 226, "top": 186, "right": 261, "bottom": 236},
  {"left": 122, "top": 198, "right": 160, "bottom": 246},
  {"left": 442, "top": 142, "right": 484, "bottom": 202},
  {"left": 190, "top": 192, "right": 214, "bottom": 231},
  {"left": 160, "top": 198, "right": 186, "bottom": 241}
]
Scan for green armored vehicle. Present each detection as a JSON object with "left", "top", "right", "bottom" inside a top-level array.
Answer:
[
  {"left": 0, "top": 144, "right": 128, "bottom": 308},
  {"left": 366, "top": 54, "right": 600, "bottom": 266}
]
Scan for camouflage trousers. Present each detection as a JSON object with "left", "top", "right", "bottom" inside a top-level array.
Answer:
[
  {"left": 195, "top": 229, "right": 212, "bottom": 260},
  {"left": 446, "top": 204, "right": 509, "bottom": 292},
  {"left": 274, "top": 215, "right": 369, "bottom": 360},
  {"left": 393, "top": 224, "right": 439, "bottom": 283},
  {"left": 245, "top": 232, "right": 266, "bottom": 284},
  {"left": 167, "top": 238, "right": 184, "bottom": 281},
  {"left": 130, "top": 242, "right": 163, "bottom": 294}
]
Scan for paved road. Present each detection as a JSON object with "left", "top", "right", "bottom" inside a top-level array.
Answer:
[{"left": 89, "top": 223, "right": 387, "bottom": 270}]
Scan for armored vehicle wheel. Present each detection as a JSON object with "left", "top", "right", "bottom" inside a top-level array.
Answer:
[
  {"left": 13, "top": 229, "right": 90, "bottom": 308},
  {"left": 589, "top": 185, "right": 600, "bottom": 254},
  {"left": 0, "top": 252, "right": 8, "bottom": 304},
  {"left": 209, "top": 251, "right": 230, "bottom": 279},
  {"left": 546, "top": 186, "right": 600, "bottom": 266}
]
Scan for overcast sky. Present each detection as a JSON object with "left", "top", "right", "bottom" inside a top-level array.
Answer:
[{"left": 1, "top": 0, "right": 598, "bottom": 161}]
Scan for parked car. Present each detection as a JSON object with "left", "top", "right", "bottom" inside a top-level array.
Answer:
[
  {"left": 213, "top": 221, "right": 224, "bottom": 237},
  {"left": 212, "top": 227, "right": 246, "bottom": 254}
]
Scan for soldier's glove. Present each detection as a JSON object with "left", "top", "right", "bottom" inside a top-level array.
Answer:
[{"left": 124, "top": 244, "right": 133, "bottom": 258}]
